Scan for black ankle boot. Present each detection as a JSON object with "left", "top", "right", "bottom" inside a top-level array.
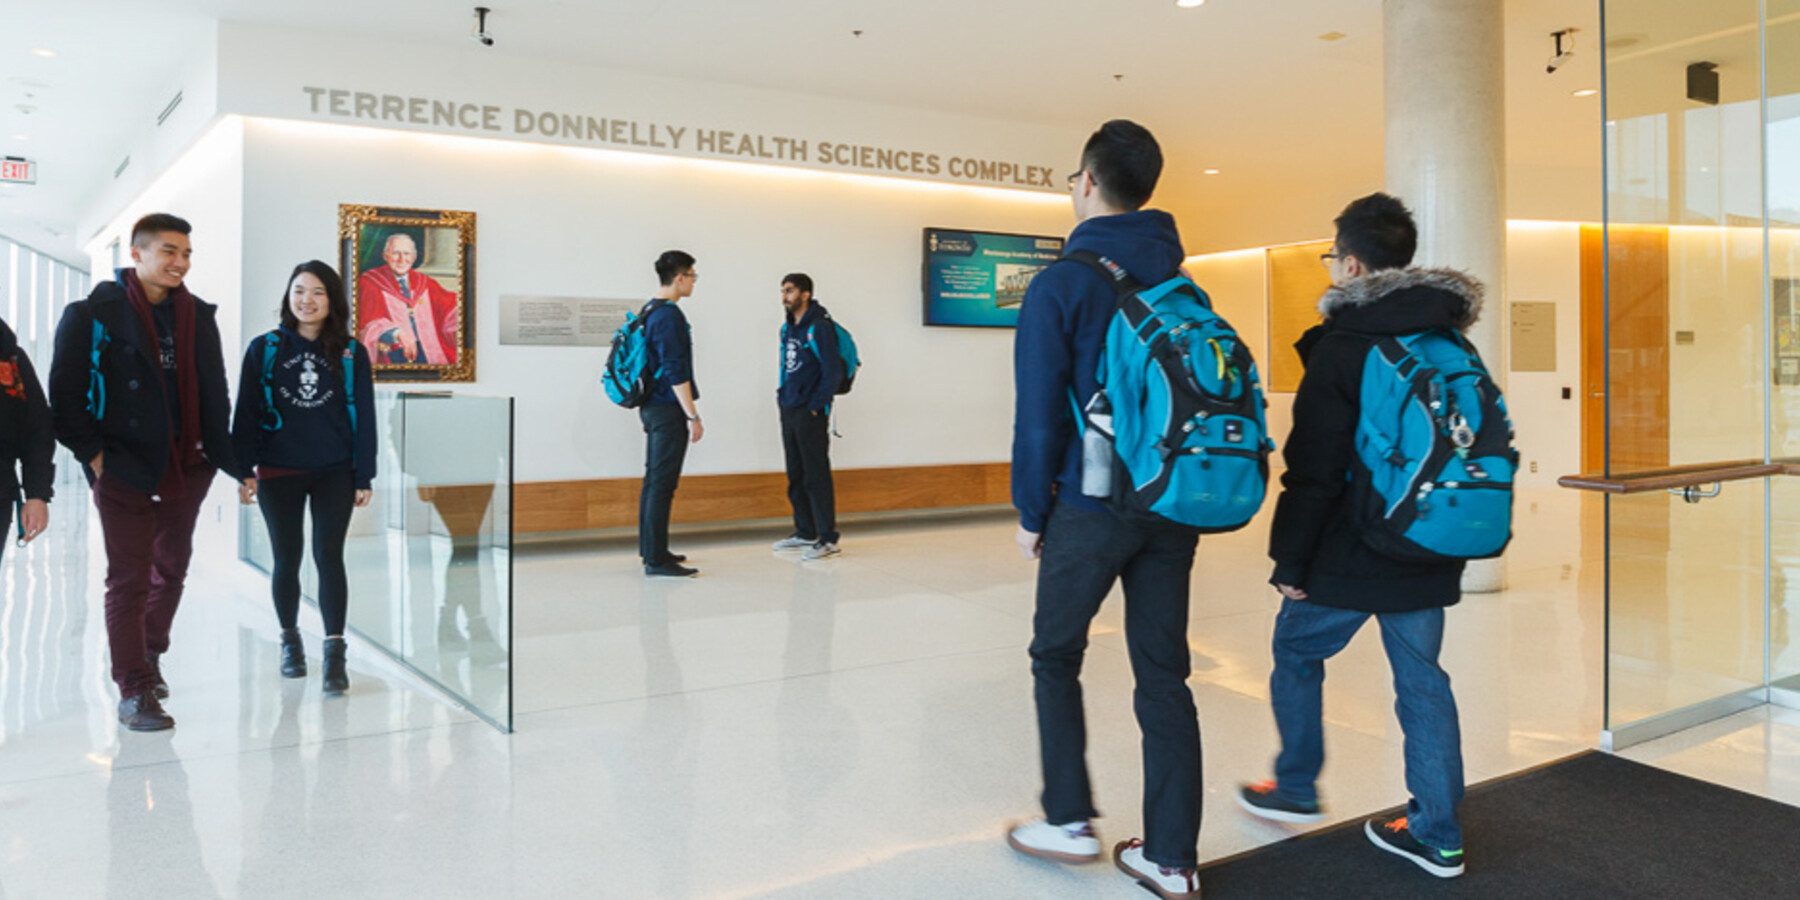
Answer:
[
  {"left": 279, "top": 628, "right": 306, "bottom": 678},
  {"left": 146, "top": 651, "right": 170, "bottom": 699},
  {"left": 322, "top": 637, "right": 348, "bottom": 694}
]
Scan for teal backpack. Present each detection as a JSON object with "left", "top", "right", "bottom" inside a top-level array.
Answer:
[
  {"left": 1068, "top": 251, "right": 1272, "bottom": 532},
  {"left": 1349, "top": 330, "right": 1516, "bottom": 561},
  {"left": 781, "top": 315, "right": 860, "bottom": 395},
  {"left": 603, "top": 300, "right": 667, "bottom": 408}
]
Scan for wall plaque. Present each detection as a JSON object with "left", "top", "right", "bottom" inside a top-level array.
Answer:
[{"left": 499, "top": 295, "right": 635, "bottom": 346}]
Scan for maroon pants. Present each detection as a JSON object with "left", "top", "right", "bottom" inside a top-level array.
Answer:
[{"left": 93, "top": 465, "right": 214, "bottom": 697}]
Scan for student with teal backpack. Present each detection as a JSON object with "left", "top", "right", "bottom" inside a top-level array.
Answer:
[
  {"left": 1238, "top": 193, "right": 1513, "bottom": 882},
  {"left": 230, "top": 261, "right": 376, "bottom": 695},
  {"left": 771, "top": 273, "right": 854, "bottom": 561}
]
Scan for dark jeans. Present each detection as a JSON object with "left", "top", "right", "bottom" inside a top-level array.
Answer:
[
  {"left": 1269, "top": 597, "right": 1465, "bottom": 850},
  {"left": 1031, "top": 501, "right": 1202, "bottom": 868},
  {"left": 779, "top": 405, "right": 837, "bottom": 544},
  {"left": 638, "top": 403, "right": 689, "bottom": 564},
  {"left": 1, "top": 501, "right": 9, "bottom": 564},
  {"left": 256, "top": 467, "right": 356, "bottom": 636},
  {"left": 93, "top": 464, "right": 215, "bottom": 697}
]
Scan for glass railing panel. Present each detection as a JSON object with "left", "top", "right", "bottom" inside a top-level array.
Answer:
[{"left": 395, "top": 392, "right": 513, "bottom": 729}]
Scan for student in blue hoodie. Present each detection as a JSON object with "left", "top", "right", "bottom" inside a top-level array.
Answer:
[
  {"left": 1004, "top": 120, "right": 1204, "bottom": 900},
  {"left": 770, "top": 273, "right": 844, "bottom": 561},
  {"left": 231, "top": 260, "right": 377, "bottom": 695}
]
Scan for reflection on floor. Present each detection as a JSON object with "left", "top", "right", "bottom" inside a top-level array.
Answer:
[{"left": 0, "top": 486, "right": 1793, "bottom": 897}]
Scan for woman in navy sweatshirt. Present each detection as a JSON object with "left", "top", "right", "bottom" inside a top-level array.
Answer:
[{"left": 231, "top": 261, "right": 376, "bottom": 694}]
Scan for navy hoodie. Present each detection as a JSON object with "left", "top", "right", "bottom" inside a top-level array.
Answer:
[
  {"left": 1012, "top": 209, "right": 1186, "bottom": 533},
  {"left": 777, "top": 300, "right": 843, "bottom": 412},
  {"left": 230, "top": 328, "right": 378, "bottom": 489},
  {"left": 643, "top": 300, "right": 699, "bottom": 406}
]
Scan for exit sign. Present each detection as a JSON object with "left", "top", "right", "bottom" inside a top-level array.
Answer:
[{"left": 1, "top": 157, "right": 35, "bottom": 184}]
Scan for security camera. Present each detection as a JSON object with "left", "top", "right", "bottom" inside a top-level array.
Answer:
[
  {"left": 1546, "top": 28, "right": 1575, "bottom": 74},
  {"left": 471, "top": 6, "right": 495, "bottom": 47}
]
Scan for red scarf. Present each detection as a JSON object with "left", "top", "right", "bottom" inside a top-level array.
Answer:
[{"left": 122, "top": 270, "right": 203, "bottom": 490}]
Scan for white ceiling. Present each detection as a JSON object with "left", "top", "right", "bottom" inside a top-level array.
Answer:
[{"left": 3, "top": 0, "right": 1609, "bottom": 268}]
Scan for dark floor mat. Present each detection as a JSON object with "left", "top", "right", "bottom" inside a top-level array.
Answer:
[{"left": 1199, "top": 751, "right": 1800, "bottom": 898}]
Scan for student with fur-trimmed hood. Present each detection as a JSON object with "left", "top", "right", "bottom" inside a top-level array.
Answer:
[{"left": 1236, "top": 192, "right": 1481, "bottom": 880}]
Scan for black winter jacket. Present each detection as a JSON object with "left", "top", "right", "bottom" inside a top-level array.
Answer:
[
  {"left": 1268, "top": 267, "right": 1486, "bottom": 613},
  {"left": 0, "top": 318, "right": 55, "bottom": 502},
  {"left": 48, "top": 278, "right": 241, "bottom": 492}
]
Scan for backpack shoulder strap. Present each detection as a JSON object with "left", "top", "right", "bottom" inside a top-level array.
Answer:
[
  {"left": 259, "top": 331, "right": 284, "bottom": 433},
  {"left": 1063, "top": 250, "right": 1143, "bottom": 301},
  {"left": 343, "top": 344, "right": 358, "bottom": 475},
  {"left": 87, "top": 317, "right": 110, "bottom": 418}
]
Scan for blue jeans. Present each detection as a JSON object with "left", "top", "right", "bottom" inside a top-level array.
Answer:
[
  {"left": 1030, "top": 502, "right": 1202, "bottom": 868},
  {"left": 1269, "top": 597, "right": 1464, "bottom": 850}
]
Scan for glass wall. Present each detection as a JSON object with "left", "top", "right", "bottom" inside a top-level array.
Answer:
[
  {"left": 242, "top": 391, "right": 514, "bottom": 731},
  {"left": 1602, "top": 0, "right": 1800, "bottom": 744}
]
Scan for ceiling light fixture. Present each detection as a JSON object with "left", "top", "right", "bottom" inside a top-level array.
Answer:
[
  {"left": 1203, "top": 168, "right": 1221, "bottom": 175},
  {"left": 1573, "top": 89, "right": 1598, "bottom": 97},
  {"left": 1176, "top": 0, "right": 1206, "bottom": 8},
  {"left": 29, "top": 48, "right": 56, "bottom": 58},
  {"left": 10, "top": 134, "right": 27, "bottom": 141}
]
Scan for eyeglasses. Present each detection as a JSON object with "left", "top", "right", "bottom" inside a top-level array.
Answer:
[
  {"left": 1319, "top": 252, "right": 1343, "bottom": 265},
  {"left": 1066, "top": 171, "right": 1085, "bottom": 188}
]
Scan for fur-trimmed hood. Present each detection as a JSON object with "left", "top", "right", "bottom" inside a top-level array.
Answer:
[{"left": 1316, "top": 266, "right": 1485, "bottom": 334}]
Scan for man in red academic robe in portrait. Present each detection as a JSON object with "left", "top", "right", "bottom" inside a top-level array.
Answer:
[{"left": 356, "top": 232, "right": 460, "bottom": 366}]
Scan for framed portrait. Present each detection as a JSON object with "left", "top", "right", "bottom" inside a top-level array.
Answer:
[{"left": 339, "top": 205, "right": 477, "bottom": 382}]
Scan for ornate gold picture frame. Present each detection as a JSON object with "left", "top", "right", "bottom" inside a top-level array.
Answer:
[{"left": 340, "top": 205, "right": 476, "bottom": 382}]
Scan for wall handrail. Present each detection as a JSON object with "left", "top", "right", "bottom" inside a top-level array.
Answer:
[{"left": 1557, "top": 458, "right": 1800, "bottom": 495}]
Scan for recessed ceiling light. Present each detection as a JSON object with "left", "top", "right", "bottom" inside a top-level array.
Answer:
[
  {"left": 1573, "top": 89, "right": 1598, "bottom": 97},
  {"left": 29, "top": 48, "right": 56, "bottom": 58},
  {"left": 1176, "top": 0, "right": 1206, "bottom": 8},
  {"left": 1203, "top": 168, "right": 1221, "bottom": 175}
]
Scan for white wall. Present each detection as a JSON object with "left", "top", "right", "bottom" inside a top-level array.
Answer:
[{"left": 240, "top": 118, "right": 1072, "bottom": 482}]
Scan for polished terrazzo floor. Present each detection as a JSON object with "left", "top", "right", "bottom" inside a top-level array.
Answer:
[{"left": 2, "top": 484, "right": 1796, "bottom": 898}]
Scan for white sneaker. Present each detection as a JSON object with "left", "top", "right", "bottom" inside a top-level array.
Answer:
[
  {"left": 1114, "top": 839, "right": 1202, "bottom": 899},
  {"left": 1006, "top": 818, "right": 1101, "bottom": 864},
  {"left": 801, "top": 541, "right": 840, "bottom": 561},
  {"left": 772, "top": 535, "right": 814, "bottom": 551}
]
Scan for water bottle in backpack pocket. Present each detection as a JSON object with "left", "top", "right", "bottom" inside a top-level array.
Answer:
[
  {"left": 1068, "top": 251, "right": 1273, "bottom": 532},
  {"left": 1350, "top": 330, "right": 1517, "bottom": 561}
]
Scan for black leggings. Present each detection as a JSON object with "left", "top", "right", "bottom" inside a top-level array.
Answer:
[{"left": 256, "top": 468, "right": 356, "bottom": 635}]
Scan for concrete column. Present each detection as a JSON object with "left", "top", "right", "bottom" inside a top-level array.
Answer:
[{"left": 1383, "top": 0, "right": 1508, "bottom": 592}]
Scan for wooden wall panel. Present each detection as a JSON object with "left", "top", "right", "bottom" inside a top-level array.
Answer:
[
  {"left": 1266, "top": 240, "right": 1335, "bottom": 392},
  {"left": 514, "top": 463, "right": 1013, "bottom": 533},
  {"left": 1580, "top": 224, "right": 1670, "bottom": 473}
]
